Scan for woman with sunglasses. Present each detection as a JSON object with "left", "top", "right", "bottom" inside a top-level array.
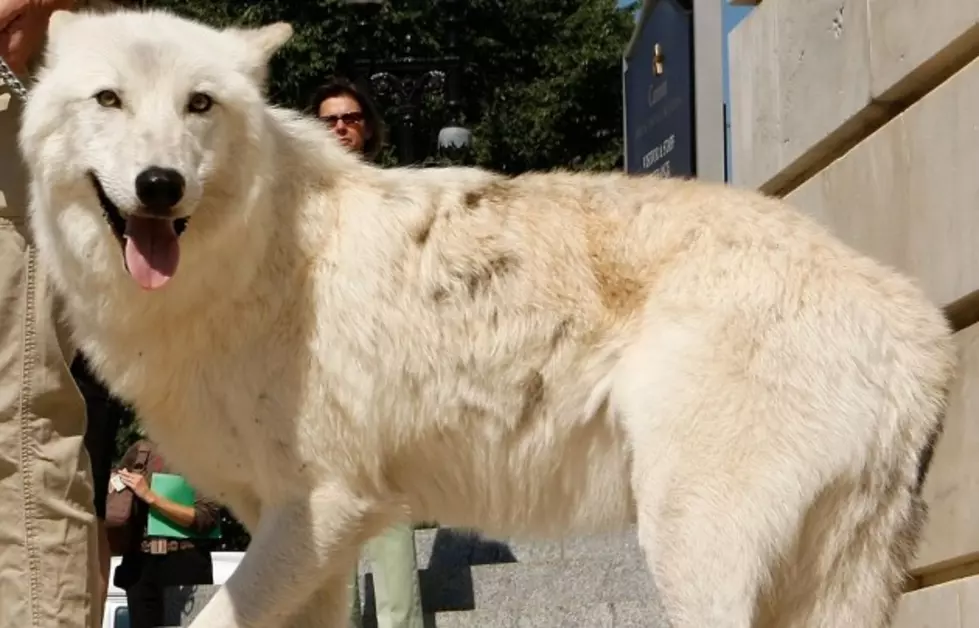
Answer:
[
  {"left": 310, "top": 76, "right": 385, "bottom": 161},
  {"left": 307, "top": 77, "right": 423, "bottom": 628}
]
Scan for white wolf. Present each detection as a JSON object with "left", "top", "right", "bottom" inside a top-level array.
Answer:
[{"left": 20, "top": 8, "right": 956, "bottom": 628}]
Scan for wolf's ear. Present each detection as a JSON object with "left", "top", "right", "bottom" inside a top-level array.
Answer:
[
  {"left": 231, "top": 22, "right": 294, "bottom": 65},
  {"left": 48, "top": 10, "right": 79, "bottom": 40}
]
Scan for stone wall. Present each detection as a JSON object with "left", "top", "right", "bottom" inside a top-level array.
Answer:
[{"left": 728, "top": 0, "right": 979, "bottom": 624}]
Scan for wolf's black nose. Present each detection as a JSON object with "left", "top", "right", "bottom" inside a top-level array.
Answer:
[{"left": 135, "top": 167, "right": 185, "bottom": 214}]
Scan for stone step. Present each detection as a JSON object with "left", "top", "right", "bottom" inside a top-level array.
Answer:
[
  {"left": 162, "top": 527, "right": 652, "bottom": 626},
  {"left": 412, "top": 528, "right": 562, "bottom": 568},
  {"left": 431, "top": 600, "right": 668, "bottom": 628},
  {"left": 416, "top": 554, "right": 653, "bottom": 613},
  {"left": 405, "top": 527, "right": 642, "bottom": 570},
  {"left": 165, "top": 590, "right": 665, "bottom": 628},
  {"left": 165, "top": 553, "right": 658, "bottom": 625},
  {"left": 162, "top": 600, "right": 667, "bottom": 628}
]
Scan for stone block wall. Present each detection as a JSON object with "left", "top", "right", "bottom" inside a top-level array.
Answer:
[{"left": 728, "top": 0, "right": 979, "bottom": 624}]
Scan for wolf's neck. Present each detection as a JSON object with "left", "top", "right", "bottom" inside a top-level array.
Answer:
[
  {"left": 189, "top": 107, "right": 353, "bottom": 318},
  {"left": 266, "top": 105, "right": 366, "bottom": 181},
  {"left": 149, "top": 108, "right": 360, "bottom": 322}
]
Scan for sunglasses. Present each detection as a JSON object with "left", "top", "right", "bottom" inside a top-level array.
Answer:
[{"left": 318, "top": 111, "right": 365, "bottom": 128}]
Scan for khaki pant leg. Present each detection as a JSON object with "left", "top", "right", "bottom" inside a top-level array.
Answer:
[{"left": 0, "top": 91, "right": 98, "bottom": 628}]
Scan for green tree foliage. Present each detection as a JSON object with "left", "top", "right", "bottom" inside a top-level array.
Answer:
[{"left": 142, "top": 0, "right": 636, "bottom": 172}]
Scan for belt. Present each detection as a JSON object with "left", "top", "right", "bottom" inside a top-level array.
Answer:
[{"left": 140, "top": 538, "right": 197, "bottom": 555}]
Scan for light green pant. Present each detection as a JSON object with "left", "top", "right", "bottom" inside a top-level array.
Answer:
[{"left": 349, "top": 522, "right": 423, "bottom": 628}]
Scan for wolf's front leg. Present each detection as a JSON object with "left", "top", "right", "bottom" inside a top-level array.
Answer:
[
  {"left": 283, "top": 574, "right": 356, "bottom": 628},
  {"left": 187, "top": 484, "right": 380, "bottom": 628}
]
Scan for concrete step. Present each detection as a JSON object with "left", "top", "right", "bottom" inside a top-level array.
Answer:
[
  {"left": 165, "top": 589, "right": 666, "bottom": 628},
  {"left": 432, "top": 600, "right": 668, "bottom": 627},
  {"left": 412, "top": 528, "right": 562, "bottom": 568},
  {"left": 165, "top": 552, "right": 659, "bottom": 624},
  {"left": 356, "top": 528, "right": 656, "bottom": 626},
  {"left": 411, "top": 527, "right": 641, "bottom": 570},
  {"left": 163, "top": 527, "right": 656, "bottom": 626},
  {"left": 416, "top": 554, "right": 653, "bottom": 613}
]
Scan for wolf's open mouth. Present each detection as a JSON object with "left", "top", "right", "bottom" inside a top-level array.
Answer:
[
  {"left": 87, "top": 172, "right": 188, "bottom": 241},
  {"left": 88, "top": 171, "right": 189, "bottom": 291}
]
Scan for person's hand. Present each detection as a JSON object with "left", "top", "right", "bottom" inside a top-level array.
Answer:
[
  {"left": 117, "top": 469, "right": 155, "bottom": 504},
  {"left": 0, "top": 0, "right": 73, "bottom": 76}
]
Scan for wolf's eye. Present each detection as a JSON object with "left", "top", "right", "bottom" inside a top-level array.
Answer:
[
  {"left": 187, "top": 93, "right": 214, "bottom": 114},
  {"left": 94, "top": 90, "right": 121, "bottom": 109}
]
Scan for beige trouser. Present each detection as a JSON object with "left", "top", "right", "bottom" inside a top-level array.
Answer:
[{"left": 0, "top": 85, "right": 99, "bottom": 627}]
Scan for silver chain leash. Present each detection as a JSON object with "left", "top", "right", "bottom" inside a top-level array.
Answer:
[{"left": 0, "top": 55, "right": 28, "bottom": 103}]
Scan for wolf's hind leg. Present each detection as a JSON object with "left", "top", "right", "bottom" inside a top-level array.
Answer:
[
  {"left": 758, "top": 469, "right": 929, "bottom": 628},
  {"left": 633, "top": 451, "right": 809, "bottom": 628}
]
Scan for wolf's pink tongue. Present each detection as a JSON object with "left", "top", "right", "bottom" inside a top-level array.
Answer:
[{"left": 123, "top": 216, "right": 180, "bottom": 291}]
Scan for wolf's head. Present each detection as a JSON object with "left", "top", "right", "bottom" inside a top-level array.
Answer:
[{"left": 20, "top": 10, "right": 292, "bottom": 292}]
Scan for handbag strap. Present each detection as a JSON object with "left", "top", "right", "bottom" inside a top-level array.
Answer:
[{"left": 131, "top": 442, "right": 152, "bottom": 474}]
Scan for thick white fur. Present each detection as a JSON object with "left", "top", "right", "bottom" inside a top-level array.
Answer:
[{"left": 21, "top": 9, "right": 958, "bottom": 628}]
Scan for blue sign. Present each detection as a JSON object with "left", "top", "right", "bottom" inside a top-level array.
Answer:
[{"left": 623, "top": 0, "right": 695, "bottom": 177}]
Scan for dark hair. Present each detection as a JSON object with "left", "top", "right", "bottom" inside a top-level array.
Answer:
[{"left": 308, "top": 76, "right": 386, "bottom": 161}]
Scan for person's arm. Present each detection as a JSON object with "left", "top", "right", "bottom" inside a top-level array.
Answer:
[
  {"left": 144, "top": 491, "right": 197, "bottom": 529},
  {"left": 188, "top": 496, "right": 221, "bottom": 535},
  {"left": 148, "top": 493, "right": 219, "bottom": 534},
  {"left": 117, "top": 468, "right": 219, "bottom": 532},
  {"left": 0, "top": 0, "right": 75, "bottom": 75}
]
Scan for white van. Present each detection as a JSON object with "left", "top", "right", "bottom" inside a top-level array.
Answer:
[{"left": 101, "top": 551, "right": 245, "bottom": 628}]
